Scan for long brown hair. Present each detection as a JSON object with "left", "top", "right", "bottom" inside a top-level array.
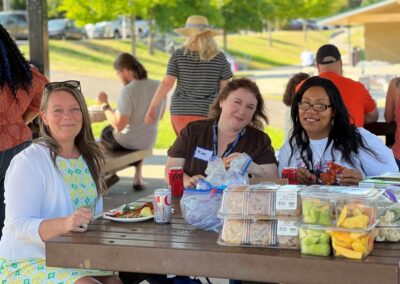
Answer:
[
  {"left": 37, "top": 86, "right": 107, "bottom": 196},
  {"left": 282, "top": 72, "right": 310, "bottom": 106},
  {"left": 209, "top": 78, "right": 268, "bottom": 130}
]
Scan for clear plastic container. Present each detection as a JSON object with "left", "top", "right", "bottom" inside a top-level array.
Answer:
[
  {"left": 275, "top": 185, "right": 303, "bottom": 217},
  {"left": 375, "top": 202, "right": 400, "bottom": 242},
  {"left": 329, "top": 226, "right": 375, "bottom": 259},
  {"left": 277, "top": 220, "right": 300, "bottom": 249},
  {"left": 299, "top": 226, "right": 331, "bottom": 256},
  {"left": 218, "top": 219, "right": 277, "bottom": 247},
  {"left": 301, "top": 186, "right": 383, "bottom": 228},
  {"left": 300, "top": 223, "right": 376, "bottom": 259},
  {"left": 219, "top": 184, "right": 302, "bottom": 219}
]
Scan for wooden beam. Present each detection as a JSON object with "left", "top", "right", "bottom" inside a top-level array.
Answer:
[
  {"left": 350, "top": 13, "right": 400, "bottom": 24},
  {"left": 27, "top": 0, "right": 49, "bottom": 78}
]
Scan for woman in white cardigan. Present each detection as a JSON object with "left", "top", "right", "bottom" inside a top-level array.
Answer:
[{"left": 0, "top": 81, "right": 121, "bottom": 283}]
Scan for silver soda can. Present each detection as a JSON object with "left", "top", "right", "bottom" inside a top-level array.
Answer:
[{"left": 154, "top": 188, "right": 172, "bottom": 224}]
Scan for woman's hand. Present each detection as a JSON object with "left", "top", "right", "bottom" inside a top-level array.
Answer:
[
  {"left": 296, "top": 167, "right": 316, "bottom": 185},
  {"left": 224, "top": 152, "right": 242, "bottom": 169},
  {"left": 65, "top": 208, "right": 93, "bottom": 233},
  {"left": 184, "top": 174, "right": 206, "bottom": 189},
  {"left": 336, "top": 168, "right": 362, "bottom": 185}
]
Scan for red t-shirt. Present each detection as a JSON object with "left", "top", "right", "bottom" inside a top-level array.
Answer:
[
  {"left": 319, "top": 72, "right": 376, "bottom": 127},
  {"left": 0, "top": 67, "right": 48, "bottom": 151}
]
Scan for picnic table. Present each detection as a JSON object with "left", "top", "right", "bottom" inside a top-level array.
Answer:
[
  {"left": 45, "top": 196, "right": 400, "bottom": 284},
  {"left": 364, "top": 121, "right": 396, "bottom": 147}
]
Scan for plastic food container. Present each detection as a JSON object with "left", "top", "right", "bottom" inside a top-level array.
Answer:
[
  {"left": 299, "top": 226, "right": 331, "bottom": 256},
  {"left": 376, "top": 202, "right": 400, "bottom": 242},
  {"left": 219, "top": 184, "right": 302, "bottom": 219},
  {"left": 277, "top": 220, "right": 300, "bottom": 249},
  {"left": 328, "top": 225, "right": 375, "bottom": 259},
  {"left": 359, "top": 172, "right": 400, "bottom": 189},
  {"left": 275, "top": 185, "right": 303, "bottom": 217},
  {"left": 218, "top": 219, "right": 277, "bottom": 247},
  {"left": 301, "top": 186, "right": 383, "bottom": 228}
]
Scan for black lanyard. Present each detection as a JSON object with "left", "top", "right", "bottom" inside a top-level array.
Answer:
[{"left": 212, "top": 122, "right": 245, "bottom": 159}]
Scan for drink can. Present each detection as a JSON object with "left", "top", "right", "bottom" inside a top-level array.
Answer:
[
  {"left": 154, "top": 188, "right": 172, "bottom": 224},
  {"left": 168, "top": 167, "right": 184, "bottom": 197},
  {"left": 282, "top": 167, "right": 298, "bottom": 184}
]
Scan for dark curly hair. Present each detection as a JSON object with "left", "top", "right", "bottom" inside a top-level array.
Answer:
[
  {"left": 288, "top": 76, "right": 377, "bottom": 172},
  {"left": 0, "top": 24, "right": 33, "bottom": 96},
  {"left": 208, "top": 77, "right": 268, "bottom": 130}
]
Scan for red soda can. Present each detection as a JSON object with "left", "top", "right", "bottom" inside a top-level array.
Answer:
[
  {"left": 168, "top": 167, "right": 184, "bottom": 197},
  {"left": 154, "top": 188, "right": 172, "bottom": 224},
  {"left": 282, "top": 167, "right": 298, "bottom": 184}
]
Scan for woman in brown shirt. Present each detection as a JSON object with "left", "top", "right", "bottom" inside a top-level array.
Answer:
[
  {"left": 166, "top": 78, "right": 278, "bottom": 188},
  {"left": 0, "top": 24, "right": 48, "bottom": 238}
]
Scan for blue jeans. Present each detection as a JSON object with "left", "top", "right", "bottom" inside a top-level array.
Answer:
[{"left": 0, "top": 140, "right": 31, "bottom": 239}]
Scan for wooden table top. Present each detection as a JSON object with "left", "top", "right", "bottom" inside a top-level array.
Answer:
[{"left": 45, "top": 196, "right": 400, "bottom": 284}]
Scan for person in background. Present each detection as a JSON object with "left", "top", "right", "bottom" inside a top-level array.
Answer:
[
  {"left": 145, "top": 15, "right": 233, "bottom": 135},
  {"left": 97, "top": 53, "right": 165, "bottom": 190},
  {"left": 166, "top": 78, "right": 277, "bottom": 188},
  {"left": 0, "top": 81, "right": 122, "bottom": 283},
  {"left": 279, "top": 76, "right": 397, "bottom": 185},
  {"left": 0, "top": 24, "right": 48, "bottom": 239},
  {"left": 315, "top": 44, "right": 378, "bottom": 127},
  {"left": 384, "top": 77, "right": 400, "bottom": 169},
  {"left": 282, "top": 72, "right": 310, "bottom": 138},
  {"left": 300, "top": 48, "right": 315, "bottom": 67}
]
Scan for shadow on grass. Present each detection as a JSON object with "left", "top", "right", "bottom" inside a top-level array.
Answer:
[
  {"left": 72, "top": 40, "right": 129, "bottom": 56},
  {"left": 50, "top": 44, "right": 113, "bottom": 65}
]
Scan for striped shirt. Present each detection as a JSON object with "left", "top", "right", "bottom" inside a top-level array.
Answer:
[{"left": 167, "top": 48, "right": 233, "bottom": 116}]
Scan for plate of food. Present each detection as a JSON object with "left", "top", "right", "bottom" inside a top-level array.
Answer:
[{"left": 103, "top": 202, "right": 154, "bottom": 222}]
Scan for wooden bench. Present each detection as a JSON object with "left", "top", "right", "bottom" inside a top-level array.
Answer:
[{"left": 101, "top": 147, "right": 153, "bottom": 188}]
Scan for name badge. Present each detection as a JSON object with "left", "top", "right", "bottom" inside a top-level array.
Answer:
[{"left": 194, "top": 147, "right": 213, "bottom": 161}]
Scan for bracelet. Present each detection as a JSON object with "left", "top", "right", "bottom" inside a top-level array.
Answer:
[{"left": 102, "top": 104, "right": 111, "bottom": 112}]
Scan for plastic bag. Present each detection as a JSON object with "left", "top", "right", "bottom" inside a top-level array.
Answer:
[
  {"left": 225, "top": 153, "right": 252, "bottom": 185},
  {"left": 180, "top": 188, "right": 224, "bottom": 232}
]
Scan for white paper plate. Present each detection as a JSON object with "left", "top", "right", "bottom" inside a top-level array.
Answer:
[
  {"left": 102, "top": 203, "right": 154, "bottom": 222},
  {"left": 102, "top": 214, "right": 154, "bottom": 222}
]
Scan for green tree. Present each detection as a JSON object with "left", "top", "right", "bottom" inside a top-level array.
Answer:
[
  {"left": 47, "top": 0, "right": 65, "bottom": 19},
  {"left": 220, "top": 0, "right": 264, "bottom": 50}
]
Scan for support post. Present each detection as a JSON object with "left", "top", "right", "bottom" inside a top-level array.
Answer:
[{"left": 27, "top": 0, "right": 49, "bottom": 78}]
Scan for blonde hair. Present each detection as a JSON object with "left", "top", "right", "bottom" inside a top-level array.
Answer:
[{"left": 184, "top": 31, "right": 219, "bottom": 61}]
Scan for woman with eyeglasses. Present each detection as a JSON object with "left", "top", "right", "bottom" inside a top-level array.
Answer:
[
  {"left": 278, "top": 76, "right": 397, "bottom": 185},
  {"left": 0, "top": 81, "right": 122, "bottom": 283},
  {"left": 0, "top": 24, "right": 49, "bottom": 239}
]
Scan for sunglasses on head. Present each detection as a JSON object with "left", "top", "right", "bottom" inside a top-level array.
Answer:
[{"left": 45, "top": 80, "right": 81, "bottom": 92}]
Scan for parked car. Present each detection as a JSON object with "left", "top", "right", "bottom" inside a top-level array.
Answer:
[
  {"left": 48, "top": 18, "right": 86, "bottom": 40},
  {"left": 93, "top": 17, "right": 149, "bottom": 39},
  {"left": 0, "top": 10, "right": 28, "bottom": 40},
  {"left": 285, "top": 19, "right": 319, "bottom": 31}
]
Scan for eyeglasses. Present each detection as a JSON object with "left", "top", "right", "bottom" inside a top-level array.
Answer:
[
  {"left": 45, "top": 80, "right": 81, "bottom": 92},
  {"left": 298, "top": 102, "right": 332, "bottom": 112}
]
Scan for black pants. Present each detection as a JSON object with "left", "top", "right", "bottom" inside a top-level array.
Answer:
[
  {"left": 100, "top": 125, "right": 142, "bottom": 167},
  {"left": 0, "top": 140, "right": 31, "bottom": 240}
]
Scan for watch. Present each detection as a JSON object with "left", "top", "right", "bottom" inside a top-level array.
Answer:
[{"left": 102, "top": 104, "right": 111, "bottom": 111}]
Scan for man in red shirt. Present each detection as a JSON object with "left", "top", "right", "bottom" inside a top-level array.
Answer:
[{"left": 316, "top": 44, "right": 378, "bottom": 127}]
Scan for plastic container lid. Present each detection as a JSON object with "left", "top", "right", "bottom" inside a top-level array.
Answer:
[{"left": 301, "top": 185, "right": 384, "bottom": 202}]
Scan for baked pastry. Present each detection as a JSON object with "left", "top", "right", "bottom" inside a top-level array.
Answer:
[
  {"left": 249, "top": 220, "right": 272, "bottom": 245},
  {"left": 221, "top": 219, "right": 245, "bottom": 244},
  {"left": 221, "top": 186, "right": 247, "bottom": 215},
  {"left": 247, "top": 191, "right": 272, "bottom": 216}
]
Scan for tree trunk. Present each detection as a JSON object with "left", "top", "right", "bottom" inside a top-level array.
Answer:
[
  {"left": 267, "top": 19, "right": 273, "bottom": 47},
  {"left": 223, "top": 29, "right": 227, "bottom": 51},
  {"left": 3, "top": 0, "right": 10, "bottom": 11},
  {"left": 147, "top": 15, "right": 155, "bottom": 55},
  {"left": 130, "top": 13, "right": 136, "bottom": 56},
  {"left": 303, "top": 19, "right": 308, "bottom": 42}
]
